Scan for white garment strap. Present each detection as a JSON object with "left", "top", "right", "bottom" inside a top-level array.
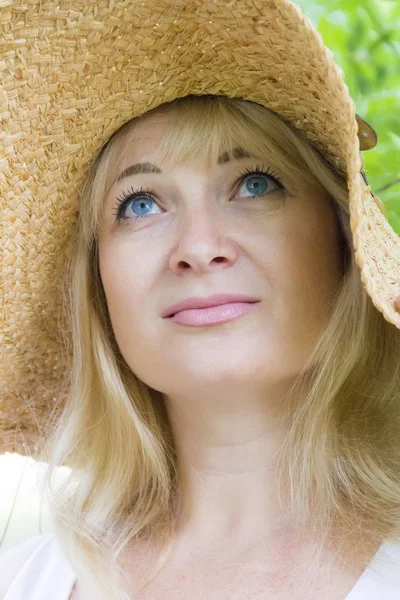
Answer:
[{"left": 5, "top": 534, "right": 76, "bottom": 600}]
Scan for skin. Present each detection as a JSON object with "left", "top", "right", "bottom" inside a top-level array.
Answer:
[{"left": 97, "top": 111, "right": 345, "bottom": 561}]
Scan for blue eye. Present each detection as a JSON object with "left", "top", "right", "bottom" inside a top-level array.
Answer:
[{"left": 112, "top": 164, "right": 284, "bottom": 222}]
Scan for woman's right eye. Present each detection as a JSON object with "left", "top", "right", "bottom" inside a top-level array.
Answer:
[{"left": 112, "top": 185, "right": 161, "bottom": 222}]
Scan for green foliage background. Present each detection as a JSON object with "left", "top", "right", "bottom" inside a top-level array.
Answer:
[{"left": 295, "top": 0, "right": 400, "bottom": 235}]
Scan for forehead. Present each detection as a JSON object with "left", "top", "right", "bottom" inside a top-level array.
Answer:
[
  {"left": 120, "top": 112, "right": 171, "bottom": 159},
  {"left": 114, "top": 111, "right": 257, "bottom": 178}
]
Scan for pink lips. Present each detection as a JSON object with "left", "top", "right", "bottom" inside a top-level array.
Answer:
[
  {"left": 162, "top": 294, "right": 260, "bottom": 318},
  {"left": 168, "top": 301, "right": 260, "bottom": 326},
  {"left": 162, "top": 293, "right": 261, "bottom": 327}
]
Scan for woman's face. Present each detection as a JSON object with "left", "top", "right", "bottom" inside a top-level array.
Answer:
[{"left": 97, "top": 112, "right": 344, "bottom": 398}]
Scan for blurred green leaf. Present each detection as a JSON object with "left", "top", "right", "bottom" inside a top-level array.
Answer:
[{"left": 295, "top": 0, "right": 400, "bottom": 235}]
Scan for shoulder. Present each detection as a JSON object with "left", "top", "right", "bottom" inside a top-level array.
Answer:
[{"left": 0, "top": 534, "right": 55, "bottom": 599}]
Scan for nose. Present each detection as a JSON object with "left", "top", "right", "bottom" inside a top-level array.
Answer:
[{"left": 168, "top": 206, "right": 238, "bottom": 274}]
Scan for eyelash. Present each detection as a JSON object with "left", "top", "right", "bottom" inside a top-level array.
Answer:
[{"left": 112, "top": 164, "right": 285, "bottom": 222}]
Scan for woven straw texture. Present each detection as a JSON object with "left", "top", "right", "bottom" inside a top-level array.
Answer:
[{"left": 1, "top": 0, "right": 399, "bottom": 457}]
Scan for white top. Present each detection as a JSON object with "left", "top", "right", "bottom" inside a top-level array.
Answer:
[
  {"left": 1, "top": 533, "right": 400, "bottom": 599},
  {"left": 0, "top": 534, "right": 75, "bottom": 600}
]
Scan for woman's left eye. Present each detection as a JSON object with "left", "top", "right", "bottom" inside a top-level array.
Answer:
[{"left": 112, "top": 164, "right": 285, "bottom": 223}]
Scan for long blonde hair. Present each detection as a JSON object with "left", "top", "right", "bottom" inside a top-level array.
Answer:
[{"left": 39, "top": 94, "right": 400, "bottom": 599}]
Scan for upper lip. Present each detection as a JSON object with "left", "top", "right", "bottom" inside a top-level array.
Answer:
[{"left": 162, "top": 294, "right": 260, "bottom": 318}]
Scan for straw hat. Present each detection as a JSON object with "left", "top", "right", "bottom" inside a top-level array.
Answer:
[{"left": 1, "top": 0, "right": 399, "bottom": 458}]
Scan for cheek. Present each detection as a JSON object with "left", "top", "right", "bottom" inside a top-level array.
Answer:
[
  {"left": 99, "top": 256, "right": 160, "bottom": 384},
  {"left": 98, "top": 242, "right": 157, "bottom": 334},
  {"left": 277, "top": 221, "right": 343, "bottom": 322}
]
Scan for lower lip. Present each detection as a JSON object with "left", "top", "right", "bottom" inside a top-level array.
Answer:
[{"left": 167, "top": 301, "right": 260, "bottom": 327}]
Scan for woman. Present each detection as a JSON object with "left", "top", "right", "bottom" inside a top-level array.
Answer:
[{"left": 1, "top": 1, "right": 400, "bottom": 599}]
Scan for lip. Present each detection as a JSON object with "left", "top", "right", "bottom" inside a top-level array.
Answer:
[
  {"left": 162, "top": 294, "right": 260, "bottom": 318},
  {"left": 168, "top": 301, "right": 260, "bottom": 327}
]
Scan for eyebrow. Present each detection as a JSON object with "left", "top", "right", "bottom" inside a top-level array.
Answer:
[{"left": 115, "top": 147, "right": 257, "bottom": 184}]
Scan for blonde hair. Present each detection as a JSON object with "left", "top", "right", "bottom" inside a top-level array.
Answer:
[{"left": 38, "top": 95, "right": 400, "bottom": 599}]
